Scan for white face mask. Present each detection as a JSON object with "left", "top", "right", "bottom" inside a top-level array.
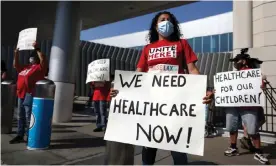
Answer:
[
  {"left": 157, "top": 21, "right": 174, "bottom": 37},
  {"left": 29, "top": 57, "right": 36, "bottom": 64}
]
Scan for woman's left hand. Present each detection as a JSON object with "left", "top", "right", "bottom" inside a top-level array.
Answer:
[{"left": 203, "top": 91, "right": 214, "bottom": 104}]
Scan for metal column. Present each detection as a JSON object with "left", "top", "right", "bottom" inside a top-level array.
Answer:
[{"left": 48, "top": 1, "right": 81, "bottom": 123}]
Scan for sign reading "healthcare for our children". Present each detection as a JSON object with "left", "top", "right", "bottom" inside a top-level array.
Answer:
[
  {"left": 104, "top": 70, "right": 207, "bottom": 156},
  {"left": 214, "top": 69, "right": 263, "bottom": 107}
]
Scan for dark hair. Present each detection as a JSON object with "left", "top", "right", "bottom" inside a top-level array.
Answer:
[
  {"left": 240, "top": 48, "right": 263, "bottom": 69},
  {"left": 240, "top": 48, "right": 249, "bottom": 54},
  {"left": 147, "top": 11, "right": 182, "bottom": 43}
]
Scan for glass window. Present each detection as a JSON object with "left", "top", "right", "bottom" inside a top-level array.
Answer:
[
  {"left": 203, "top": 36, "right": 211, "bottom": 53},
  {"left": 229, "top": 33, "right": 233, "bottom": 51},
  {"left": 187, "top": 38, "right": 194, "bottom": 50},
  {"left": 194, "top": 37, "right": 202, "bottom": 53},
  {"left": 220, "top": 33, "right": 229, "bottom": 52},
  {"left": 211, "top": 35, "right": 219, "bottom": 53}
]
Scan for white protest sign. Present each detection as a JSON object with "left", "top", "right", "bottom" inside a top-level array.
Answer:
[
  {"left": 104, "top": 70, "right": 207, "bottom": 156},
  {"left": 214, "top": 69, "right": 263, "bottom": 107},
  {"left": 86, "top": 59, "right": 110, "bottom": 83},
  {"left": 17, "top": 28, "right": 37, "bottom": 50}
]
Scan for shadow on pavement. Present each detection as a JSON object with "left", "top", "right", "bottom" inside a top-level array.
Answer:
[
  {"left": 52, "top": 125, "right": 82, "bottom": 129},
  {"left": 189, "top": 161, "right": 219, "bottom": 165},
  {"left": 72, "top": 115, "right": 91, "bottom": 118},
  {"left": 263, "top": 144, "right": 276, "bottom": 159},
  {"left": 49, "top": 137, "right": 105, "bottom": 149},
  {"left": 70, "top": 119, "right": 96, "bottom": 123},
  {"left": 51, "top": 130, "right": 77, "bottom": 133},
  {"left": 73, "top": 108, "right": 95, "bottom": 117}
]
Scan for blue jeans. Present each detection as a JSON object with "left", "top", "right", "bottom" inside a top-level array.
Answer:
[
  {"left": 94, "top": 100, "right": 107, "bottom": 128},
  {"left": 225, "top": 107, "right": 258, "bottom": 135},
  {"left": 142, "top": 147, "right": 188, "bottom": 165},
  {"left": 17, "top": 98, "right": 32, "bottom": 137}
]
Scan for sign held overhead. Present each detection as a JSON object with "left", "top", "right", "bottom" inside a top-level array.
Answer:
[{"left": 17, "top": 28, "right": 37, "bottom": 50}]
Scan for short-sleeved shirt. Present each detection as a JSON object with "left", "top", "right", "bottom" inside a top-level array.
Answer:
[
  {"left": 16, "top": 64, "right": 46, "bottom": 98},
  {"left": 91, "top": 82, "right": 111, "bottom": 101},
  {"left": 136, "top": 39, "right": 198, "bottom": 74}
]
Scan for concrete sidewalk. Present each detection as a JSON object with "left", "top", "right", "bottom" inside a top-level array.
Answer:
[{"left": 1, "top": 108, "right": 275, "bottom": 165}]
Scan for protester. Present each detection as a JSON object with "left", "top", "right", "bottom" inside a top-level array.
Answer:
[
  {"left": 239, "top": 57, "right": 266, "bottom": 153},
  {"left": 1, "top": 60, "right": 7, "bottom": 81},
  {"left": 223, "top": 48, "right": 269, "bottom": 164},
  {"left": 91, "top": 80, "right": 111, "bottom": 132},
  {"left": 110, "top": 11, "right": 213, "bottom": 165},
  {"left": 9, "top": 42, "right": 47, "bottom": 144}
]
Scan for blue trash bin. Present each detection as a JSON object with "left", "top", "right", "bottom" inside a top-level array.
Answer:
[{"left": 27, "top": 79, "right": 55, "bottom": 150}]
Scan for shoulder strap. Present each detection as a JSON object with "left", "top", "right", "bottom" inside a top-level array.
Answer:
[{"left": 179, "top": 40, "right": 189, "bottom": 74}]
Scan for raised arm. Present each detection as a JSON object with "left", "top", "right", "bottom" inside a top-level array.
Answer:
[
  {"left": 13, "top": 48, "right": 23, "bottom": 72},
  {"left": 33, "top": 42, "right": 47, "bottom": 71}
]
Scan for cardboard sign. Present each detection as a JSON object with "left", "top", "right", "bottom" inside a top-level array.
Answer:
[
  {"left": 214, "top": 69, "right": 263, "bottom": 107},
  {"left": 17, "top": 28, "right": 37, "bottom": 50},
  {"left": 86, "top": 59, "right": 110, "bottom": 83},
  {"left": 104, "top": 70, "right": 207, "bottom": 156}
]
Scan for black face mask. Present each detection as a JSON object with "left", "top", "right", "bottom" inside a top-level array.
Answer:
[{"left": 234, "top": 62, "right": 244, "bottom": 70}]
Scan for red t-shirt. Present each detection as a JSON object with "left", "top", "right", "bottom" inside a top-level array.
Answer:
[
  {"left": 16, "top": 64, "right": 46, "bottom": 99},
  {"left": 137, "top": 39, "right": 198, "bottom": 73},
  {"left": 92, "top": 82, "right": 111, "bottom": 101}
]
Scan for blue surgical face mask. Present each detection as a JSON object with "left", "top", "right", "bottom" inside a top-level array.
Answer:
[{"left": 157, "top": 21, "right": 174, "bottom": 37}]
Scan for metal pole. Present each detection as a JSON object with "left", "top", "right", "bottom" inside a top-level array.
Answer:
[
  {"left": 104, "top": 81, "right": 135, "bottom": 165},
  {"left": 104, "top": 141, "right": 135, "bottom": 165},
  {"left": 48, "top": 1, "right": 81, "bottom": 123},
  {"left": 1, "top": 80, "right": 16, "bottom": 134}
]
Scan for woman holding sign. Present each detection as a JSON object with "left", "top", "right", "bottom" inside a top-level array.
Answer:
[
  {"left": 110, "top": 11, "right": 213, "bottom": 165},
  {"left": 9, "top": 42, "right": 47, "bottom": 144}
]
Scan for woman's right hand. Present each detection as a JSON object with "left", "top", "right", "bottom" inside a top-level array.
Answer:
[{"left": 110, "top": 89, "right": 119, "bottom": 98}]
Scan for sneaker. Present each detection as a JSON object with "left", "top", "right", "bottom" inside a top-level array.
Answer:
[
  {"left": 254, "top": 153, "right": 270, "bottom": 165},
  {"left": 9, "top": 136, "right": 24, "bottom": 144},
  {"left": 224, "top": 147, "right": 240, "bottom": 156},
  {"left": 93, "top": 128, "right": 103, "bottom": 132}
]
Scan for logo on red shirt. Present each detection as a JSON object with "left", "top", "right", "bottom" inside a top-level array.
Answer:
[{"left": 148, "top": 45, "right": 177, "bottom": 61}]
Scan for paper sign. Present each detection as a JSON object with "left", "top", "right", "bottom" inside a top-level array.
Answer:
[
  {"left": 86, "top": 59, "right": 110, "bottom": 83},
  {"left": 214, "top": 69, "right": 263, "bottom": 107},
  {"left": 104, "top": 70, "right": 207, "bottom": 156},
  {"left": 17, "top": 28, "right": 37, "bottom": 50}
]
